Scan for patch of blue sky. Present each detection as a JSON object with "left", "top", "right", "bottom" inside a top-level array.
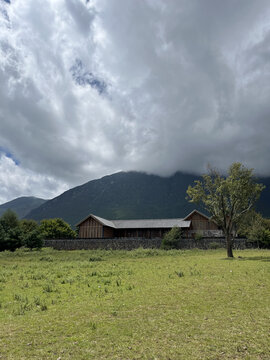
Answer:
[
  {"left": 0, "top": 1, "right": 10, "bottom": 24},
  {"left": 70, "top": 59, "right": 107, "bottom": 95},
  {"left": 0, "top": 147, "right": 20, "bottom": 165},
  {"left": 1, "top": 0, "right": 11, "bottom": 5}
]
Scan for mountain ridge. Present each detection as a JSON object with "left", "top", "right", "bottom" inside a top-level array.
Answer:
[
  {"left": 0, "top": 196, "right": 47, "bottom": 219},
  {"left": 25, "top": 171, "right": 270, "bottom": 227}
]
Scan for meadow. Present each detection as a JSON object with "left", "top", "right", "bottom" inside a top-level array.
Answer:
[{"left": 0, "top": 248, "right": 269, "bottom": 360}]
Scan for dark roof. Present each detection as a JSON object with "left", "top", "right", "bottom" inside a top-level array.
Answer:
[
  {"left": 77, "top": 214, "right": 190, "bottom": 229},
  {"left": 112, "top": 218, "right": 190, "bottom": 229},
  {"left": 183, "top": 209, "right": 210, "bottom": 220}
]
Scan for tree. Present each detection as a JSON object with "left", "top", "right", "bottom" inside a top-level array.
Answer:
[
  {"left": 0, "top": 210, "right": 22, "bottom": 251},
  {"left": 0, "top": 209, "right": 20, "bottom": 232},
  {"left": 40, "top": 218, "right": 76, "bottom": 239},
  {"left": 20, "top": 219, "right": 39, "bottom": 235},
  {"left": 186, "top": 163, "right": 265, "bottom": 258},
  {"left": 0, "top": 223, "right": 8, "bottom": 252},
  {"left": 23, "top": 229, "right": 44, "bottom": 250},
  {"left": 20, "top": 219, "right": 43, "bottom": 250},
  {"left": 240, "top": 212, "right": 270, "bottom": 248},
  {"left": 161, "top": 226, "right": 182, "bottom": 249}
]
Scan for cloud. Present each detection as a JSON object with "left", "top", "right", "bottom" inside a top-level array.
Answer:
[
  {"left": 0, "top": 154, "right": 68, "bottom": 203},
  {"left": 0, "top": 0, "right": 270, "bottom": 202}
]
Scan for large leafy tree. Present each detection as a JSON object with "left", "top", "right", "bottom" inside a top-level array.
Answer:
[
  {"left": 0, "top": 210, "right": 22, "bottom": 251},
  {"left": 40, "top": 218, "right": 76, "bottom": 239},
  {"left": 239, "top": 211, "right": 270, "bottom": 249},
  {"left": 186, "top": 163, "right": 265, "bottom": 257},
  {"left": 20, "top": 219, "right": 43, "bottom": 250}
]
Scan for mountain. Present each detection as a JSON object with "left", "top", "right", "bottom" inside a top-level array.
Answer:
[
  {"left": 256, "top": 177, "right": 270, "bottom": 217},
  {"left": 25, "top": 172, "right": 200, "bottom": 227},
  {"left": 0, "top": 196, "right": 47, "bottom": 219},
  {"left": 25, "top": 171, "right": 270, "bottom": 227}
]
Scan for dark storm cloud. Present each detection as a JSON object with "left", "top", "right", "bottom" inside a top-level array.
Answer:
[{"left": 0, "top": 0, "right": 270, "bottom": 202}]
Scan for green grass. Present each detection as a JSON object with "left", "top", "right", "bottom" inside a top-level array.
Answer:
[{"left": 0, "top": 248, "right": 269, "bottom": 359}]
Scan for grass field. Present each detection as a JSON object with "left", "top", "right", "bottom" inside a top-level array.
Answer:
[{"left": 0, "top": 248, "right": 269, "bottom": 360}]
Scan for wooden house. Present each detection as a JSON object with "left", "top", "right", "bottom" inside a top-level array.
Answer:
[
  {"left": 76, "top": 210, "right": 221, "bottom": 239},
  {"left": 183, "top": 210, "right": 222, "bottom": 238}
]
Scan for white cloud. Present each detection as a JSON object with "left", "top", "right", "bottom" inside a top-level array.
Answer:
[
  {"left": 1, "top": 0, "right": 270, "bottom": 203},
  {"left": 0, "top": 154, "right": 68, "bottom": 203}
]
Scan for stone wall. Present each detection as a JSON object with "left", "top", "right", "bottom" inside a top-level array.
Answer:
[{"left": 44, "top": 237, "right": 249, "bottom": 250}]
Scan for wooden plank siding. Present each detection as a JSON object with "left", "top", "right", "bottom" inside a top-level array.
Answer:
[
  {"left": 103, "top": 226, "right": 115, "bottom": 238},
  {"left": 185, "top": 212, "right": 219, "bottom": 231},
  {"left": 77, "top": 210, "right": 220, "bottom": 240},
  {"left": 115, "top": 228, "right": 171, "bottom": 239},
  {"left": 78, "top": 217, "right": 103, "bottom": 238}
]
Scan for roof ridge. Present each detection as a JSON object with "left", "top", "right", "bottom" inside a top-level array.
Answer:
[{"left": 112, "top": 218, "right": 184, "bottom": 221}]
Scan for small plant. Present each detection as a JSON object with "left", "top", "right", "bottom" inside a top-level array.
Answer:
[
  {"left": 161, "top": 227, "right": 182, "bottom": 249},
  {"left": 60, "top": 278, "right": 74, "bottom": 285},
  {"left": 194, "top": 232, "right": 203, "bottom": 241},
  {"left": 189, "top": 267, "right": 201, "bottom": 276},
  {"left": 13, "top": 301, "right": 32, "bottom": 316},
  {"left": 39, "top": 256, "right": 53, "bottom": 262},
  {"left": 34, "top": 296, "right": 41, "bottom": 306},
  {"left": 14, "top": 293, "right": 24, "bottom": 301},
  {"left": 89, "top": 256, "right": 103, "bottom": 262},
  {"left": 43, "top": 284, "right": 54, "bottom": 293},
  {"left": 0, "top": 275, "right": 6, "bottom": 283},
  {"left": 175, "top": 271, "right": 184, "bottom": 278},
  {"left": 89, "top": 322, "right": 97, "bottom": 330},
  {"left": 40, "top": 303, "right": 48, "bottom": 311}
]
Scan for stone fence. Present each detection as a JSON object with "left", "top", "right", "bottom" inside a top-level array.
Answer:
[{"left": 44, "top": 237, "right": 249, "bottom": 251}]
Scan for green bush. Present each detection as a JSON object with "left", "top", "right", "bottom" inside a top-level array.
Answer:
[
  {"left": 194, "top": 232, "right": 203, "bottom": 241},
  {"left": 0, "top": 210, "right": 22, "bottom": 251},
  {"left": 248, "top": 227, "right": 270, "bottom": 248},
  {"left": 40, "top": 218, "right": 76, "bottom": 239},
  {"left": 23, "top": 229, "right": 44, "bottom": 250},
  {"left": 161, "top": 227, "right": 182, "bottom": 250}
]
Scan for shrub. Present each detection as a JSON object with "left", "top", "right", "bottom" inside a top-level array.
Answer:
[
  {"left": 40, "top": 218, "right": 76, "bottom": 239},
  {"left": 89, "top": 256, "right": 103, "bottom": 262},
  {"left": 20, "top": 219, "right": 39, "bottom": 234},
  {"left": 194, "top": 232, "right": 203, "bottom": 241},
  {"left": 23, "top": 229, "right": 44, "bottom": 250},
  {"left": 248, "top": 227, "right": 270, "bottom": 248},
  {"left": 0, "top": 210, "right": 22, "bottom": 251},
  {"left": 161, "top": 227, "right": 182, "bottom": 250}
]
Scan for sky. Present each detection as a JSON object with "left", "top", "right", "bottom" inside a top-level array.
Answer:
[{"left": 1, "top": 0, "right": 270, "bottom": 204}]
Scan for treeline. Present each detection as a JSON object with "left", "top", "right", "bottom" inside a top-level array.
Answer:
[
  {"left": 239, "top": 211, "right": 270, "bottom": 248},
  {"left": 161, "top": 211, "right": 270, "bottom": 250},
  {"left": 0, "top": 210, "right": 76, "bottom": 252}
]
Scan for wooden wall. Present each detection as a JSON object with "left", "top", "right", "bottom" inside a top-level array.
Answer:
[
  {"left": 103, "top": 226, "right": 115, "bottom": 238},
  {"left": 78, "top": 217, "right": 103, "bottom": 238},
  {"left": 186, "top": 212, "right": 219, "bottom": 231},
  {"left": 115, "top": 228, "right": 170, "bottom": 239}
]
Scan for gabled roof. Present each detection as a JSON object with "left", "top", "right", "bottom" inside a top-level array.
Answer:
[
  {"left": 92, "top": 214, "right": 116, "bottom": 228},
  {"left": 76, "top": 214, "right": 190, "bottom": 229},
  {"left": 183, "top": 209, "right": 211, "bottom": 221},
  {"left": 112, "top": 219, "right": 190, "bottom": 229},
  {"left": 76, "top": 214, "right": 115, "bottom": 228}
]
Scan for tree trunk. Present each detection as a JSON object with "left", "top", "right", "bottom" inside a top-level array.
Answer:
[{"left": 226, "top": 233, "right": 234, "bottom": 258}]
